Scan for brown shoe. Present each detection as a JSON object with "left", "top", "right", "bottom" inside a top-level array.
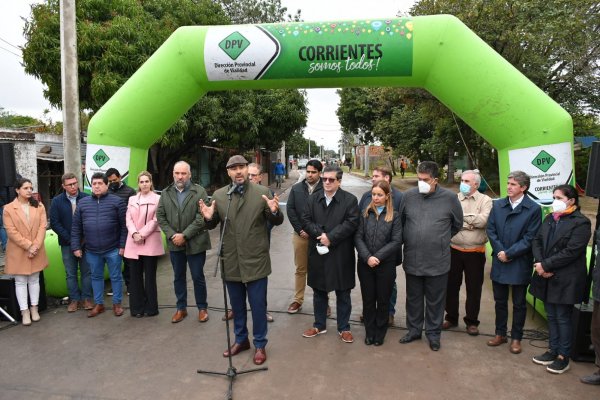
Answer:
[
  {"left": 87, "top": 304, "right": 105, "bottom": 318},
  {"left": 171, "top": 309, "right": 188, "bottom": 323},
  {"left": 198, "top": 309, "right": 209, "bottom": 322},
  {"left": 223, "top": 339, "right": 250, "bottom": 357},
  {"left": 442, "top": 321, "right": 457, "bottom": 330},
  {"left": 510, "top": 339, "right": 522, "bottom": 354},
  {"left": 82, "top": 299, "right": 94, "bottom": 310},
  {"left": 253, "top": 348, "right": 267, "bottom": 365},
  {"left": 487, "top": 335, "right": 508, "bottom": 346},
  {"left": 287, "top": 301, "right": 302, "bottom": 314},
  {"left": 113, "top": 303, "right": 124, "bottom": 317},
  {"left": 466, "top": 325, "right": 480, "bottom": 336},
  {"left": 221, "top": 309, "right": 234, "bottom": 321},
  {"left": 67, "top": 300, "right": 79, "bottom": 313},
  {"left": 339, "top": 330, "right": 354, "bottom": 343},
  {"left": 303, "top": 327, "right": 327, "bottom": 338}
]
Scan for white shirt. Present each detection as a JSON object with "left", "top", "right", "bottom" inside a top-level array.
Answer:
[{"left": 509, "top": 194, "right": 524, "bottom": 209}]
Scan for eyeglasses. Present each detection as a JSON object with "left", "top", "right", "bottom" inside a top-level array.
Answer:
[
  {"left": 322, "top": 177, "right": 338, "bottom": 183},
  {"left": 248, "top": 173, "right": 260, "bottom": 178},
  {"left": 64, "top": 182, "right": 78, "bottom": 187}
]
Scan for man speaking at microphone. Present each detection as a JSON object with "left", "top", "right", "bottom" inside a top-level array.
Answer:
[{"left": 200, "top": 155, "right": 283, "bottom": 365}]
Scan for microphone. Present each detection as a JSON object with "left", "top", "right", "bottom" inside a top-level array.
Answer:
[{"left": 227, "top": 183, "right": 238, "bottom": 196}]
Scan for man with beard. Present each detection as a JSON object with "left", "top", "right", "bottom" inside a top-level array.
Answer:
[
  {"left": 200, "top": 155, "right": 283, "bottom": 365},
  {"left": 157, "top": 161, "right": 211, "bottom": 324}
]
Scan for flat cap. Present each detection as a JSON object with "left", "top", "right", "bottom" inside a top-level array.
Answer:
[{"left": 226, "top": 155, "right": 249, "bottom": 168}]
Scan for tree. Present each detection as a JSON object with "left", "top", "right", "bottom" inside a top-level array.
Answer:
[
  {"left": 22, "top": 0, "right": 308, "bottom": 187},
  {"left": 338, "top": 0, "right": 600, "bottom": 190}
]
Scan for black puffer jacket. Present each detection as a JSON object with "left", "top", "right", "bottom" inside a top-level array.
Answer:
[
  {"left": 530, "top": 209, "right": 591, "bottom": 304},
  {"left": 355, "top": 207, "right": 402, "bottom": 265}
]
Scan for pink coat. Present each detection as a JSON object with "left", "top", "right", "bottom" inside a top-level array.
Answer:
[{"left": 124, "top": 192, "right": 165, "bottom": 259}]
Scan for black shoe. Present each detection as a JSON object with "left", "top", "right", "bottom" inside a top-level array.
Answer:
[
  {"left": 374, "top": 339, "right": 384, "bottom": 346},
  {"left": 532, "top": 351, "right": 557, "bottom": 366},
  {"left": 132, "top": 313, "right": 144, "bottom": 318},
  {"left": 429, "top": 340, "right": 441, "bottom": 351},
  {"left": 399, "top": 333, "right": 421, "bottom": 344},
  {"left": 145, "top": 311, "right": 159, "bottom": 317},
  {"left": 546, "top": 357, "right": 570, "bottom": 374},
  {"left": 364, "top": 337, "right": 374, "bottom": 345}
]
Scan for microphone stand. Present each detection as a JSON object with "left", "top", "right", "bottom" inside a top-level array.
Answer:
[{"left": 197, "top": 188, "right": 267, "bottom": 400}]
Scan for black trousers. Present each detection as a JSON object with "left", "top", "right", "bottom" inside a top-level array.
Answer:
[
  {"left": 445, "top": 248, "right": 485, "bottom": 326},
  {"left": 492, "top": 281, "right": 527, "bottom": 340},
  {"left": 405, "top": 272, "right": 448, "bottom": 341},
  {"left": 128, "top": 256, "right": 158, "bottom": 316},
  {"left": 357, "top": 261, "right": 396, "bottom": 342}
]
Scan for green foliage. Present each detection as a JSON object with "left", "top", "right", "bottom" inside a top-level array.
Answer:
[
  {"left": 22, "top": 0, "right": 309, "bottom": 187},
  {"left": 23, "top": 0, "right": 228, "bottom": 112},
  {"left": 338, "top": 0, "right": 600, "bottom": 192},
  {"left": 0, "top": 108, "right": 42, "bottom": 129}
]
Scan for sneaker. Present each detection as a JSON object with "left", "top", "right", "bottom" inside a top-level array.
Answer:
[
  {"left": 106, "top": 291, "right": 113, "bottom": 296},
  {"left": 303, "top": 327, "right": 327, "bottom": 338},
  {"left": 532, "top": 351, "right": 557, "bottom": 366},
  {"left": 287, "top": 301, "right": 302, "bottom": 314},
  {"left": 546, "top": 357, "right": 570, "bottom": 374},
  {"left": 339, "top": 331, "right": 354, "bottom": 343}
]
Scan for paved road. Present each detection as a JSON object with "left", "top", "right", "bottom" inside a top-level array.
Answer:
[{"left": 0, "top": 170, "right": 597, "bottom": 400}]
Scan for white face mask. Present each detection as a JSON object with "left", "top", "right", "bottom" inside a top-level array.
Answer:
[
  {"left": 551, "top": 199, "right": 567, "bottom": 213},
  {"left": 316, "top": 244, "right": 329, "bottom": 255},
  {"left": 418, "top": 180, "right": 431, "bottom": 194}
]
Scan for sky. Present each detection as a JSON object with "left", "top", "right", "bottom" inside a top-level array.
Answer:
[{"left": 0, "top": 0, "right": 416, "bottom": 149}]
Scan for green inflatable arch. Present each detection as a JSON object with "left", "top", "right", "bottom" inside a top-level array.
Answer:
[{"left": 44, "top": 14, "right": 573, "bottom": 297}]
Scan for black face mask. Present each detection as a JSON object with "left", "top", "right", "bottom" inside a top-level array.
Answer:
[{"left": 109, "top": 182, "right": 120, "bottom": 191}]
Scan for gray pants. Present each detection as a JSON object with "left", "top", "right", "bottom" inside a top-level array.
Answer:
[{"left": 405, "top": 272, "right": 448, "bottom": 341}]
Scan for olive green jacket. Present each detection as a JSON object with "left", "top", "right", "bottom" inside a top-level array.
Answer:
[
  {"left": 206, "top": 181, "right": 283, "bottom": 282},
  {"left": 157, "top": 183, "right": 211, "bottom": 254}
]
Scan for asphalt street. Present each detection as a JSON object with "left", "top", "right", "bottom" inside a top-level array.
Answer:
[{"left": 0, "top": 169, "right": 597, "bottom": 400}]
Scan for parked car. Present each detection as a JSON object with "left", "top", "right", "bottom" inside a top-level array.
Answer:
[{"left": 297, "top": 159, "right": 308, "bottom": 169}]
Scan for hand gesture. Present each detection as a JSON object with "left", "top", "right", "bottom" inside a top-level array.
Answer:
[
  {"left": 262, "top": 194, "right": 280, "bottom": 213},
  {"left": 199, "top": 199, "right": 216, "bottom": 220}
]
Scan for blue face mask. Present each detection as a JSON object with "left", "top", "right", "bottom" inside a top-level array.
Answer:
[{"left": 459, "top": 182, "right": 472, "bottom": 196}]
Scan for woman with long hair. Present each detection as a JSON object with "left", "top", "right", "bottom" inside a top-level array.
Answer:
[
  {"left": 530, "top": 184, "right": 591, "bottom": 374},
  {"left": 354, "top": 181, "right": 402, "bottom": 345},
  {"left": 3, "top": 178, "right": 49, "bottom": 325},
  {"left": 124, "top": 171, "right": 164, "bottom": 317}
]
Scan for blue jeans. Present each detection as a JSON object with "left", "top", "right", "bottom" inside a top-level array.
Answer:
[
  {"left": 226, "top": 277, "right": 268, "bottom": 349},
  {"left": 0, "top": 210, "right": 7, "bottom": 251},
  {"left": 313, "top": 288, "right": 352, "bottom": 333},
  {"left": 61, "top": 246, "right": 91, "bottom": 301},
  {"left": 545, "top": 302, "right": 574, "bottom": 357},
  {"left": 170, "top": 251, "right": 207, "bottom": 310},
  {"left": 86, "top": 248, "right": 123, "bottom": 305}
]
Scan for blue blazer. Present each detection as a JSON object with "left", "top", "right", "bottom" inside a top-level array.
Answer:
[{"left": 487, "top": 195, "right": 541, "bottom": 285}]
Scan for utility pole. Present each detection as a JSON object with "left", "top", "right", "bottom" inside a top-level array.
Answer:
[
  {"left": 60, "top": 0, "right": 82, "bottom": 187},
  {"left": 364, "top": 144, "right": 370, "bottom": 177}
]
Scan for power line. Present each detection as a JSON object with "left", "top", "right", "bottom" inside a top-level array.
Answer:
[
  {"left": 0, "top": 45, "right": 22, "bottom": 59},
  {"left": 0, "top": 36, "right": 20, "bottom": 50}
]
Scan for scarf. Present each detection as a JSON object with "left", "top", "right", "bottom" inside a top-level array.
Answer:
[{"left": 552, "top": 205, "right": 577, "bottom": 221}]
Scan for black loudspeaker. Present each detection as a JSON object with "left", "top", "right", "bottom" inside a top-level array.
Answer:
[
  {"left": 570, "top": 303, "right": 595, "bottom": 362},
  {"left": 0, "top": 272, "right": 47, "bottom": 321},
  {"left": 586, "top": 141, "right": 600, "bottom": 198},
  {"left": 0, "top": 143, "right": 17, "bottom": 187}
]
